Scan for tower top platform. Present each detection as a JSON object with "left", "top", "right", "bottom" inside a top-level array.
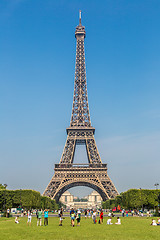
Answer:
[{"left": 75, "top": 10, "right": 86, "bottom": 38}]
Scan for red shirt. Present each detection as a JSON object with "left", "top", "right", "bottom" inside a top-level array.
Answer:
[{"left": 100, "top": 212, "right": 103, "bottom": 219}]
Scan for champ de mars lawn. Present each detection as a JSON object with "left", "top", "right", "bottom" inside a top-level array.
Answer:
[{"left": 0, "top": 217, "right": 160, "bottom": 240}]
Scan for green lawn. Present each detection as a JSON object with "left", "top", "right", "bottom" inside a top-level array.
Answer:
[{"left": 0, "top": 217, "right": 160, "bottom": 240}]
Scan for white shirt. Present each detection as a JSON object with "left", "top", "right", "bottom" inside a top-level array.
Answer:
[
  {"left": 28, "top": 211, "right": 32, "bottom": 218},
  {"left": 152, "top": 220, "right": 157, "bottom": 226},
  {"left": 118, "top": 219, "right": 121, "bottom": 224},
  {"left": 107, "top": 219, "right": 112, "bottom": 224}
]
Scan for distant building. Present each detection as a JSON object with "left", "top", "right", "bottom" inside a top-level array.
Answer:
[
  {"left": 86, "top": 190, "right": 102, "bottom": 209},
  {"left": 59, "top": 191, "right": 74, "bottom": 209},
  {"left": 59, "top": 190, "right": 102, "bottom": 209}
]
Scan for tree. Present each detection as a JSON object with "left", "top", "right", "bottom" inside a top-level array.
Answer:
[
  {"left": 102, "top": 189, "right": 160, "bottom": 210},
  {"left": 0, "top": 189, "right": 58, "bottom": 211},
  {"left": 0, "top": 184, "right": 6, "bottom": 190}
]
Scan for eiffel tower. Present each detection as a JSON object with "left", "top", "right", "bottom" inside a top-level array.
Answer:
[{"left": 43, "top": 11, "right": 119, "bottom": 201}]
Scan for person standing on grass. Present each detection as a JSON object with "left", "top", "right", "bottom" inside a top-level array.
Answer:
[
  {"left": 122, "top": 209, "right": 125, "bottom": 217},
  {"left": 21, "top": 208, "right": 24, "bottom": 217},
  {"left": 88, "top": 210, "right": 91, "bottom": 218},
  {"left": 126, "top": 210, "right": 128, "bottom": 217},
  {"left": 76, "top": 209, "right": 81, "bottom": 226},
  {"left": 7, "top": 208, "right": 9, "bottom": 218},
  {"left": 70, "top": 209, "right": 76, "bottom": 227},
  {"left": 131, "top": 210, "right": 134, "bottom": 216},
  {"left": 44, "top": 209, "right": 49, "bottom": 226},
  {"left": 36, "top": 209, "right": 38, "bottom": 220},
  {"left": 60, "top": 207, "right": 63, "bottom": 217},
  {"left": 59, "top": 212, "right": 63, "bottom": 226},
  {"left": 85, "top": 209, "right": 87, "bottom": 219},
  {"left": 59, "top": 208, "right": 63, "bottom": 226},
  {"left": 100, "top": 209, "right": 103, "bottom": 224},
  {"left": 92, "top": 210, "right": 97, "bottom": 224},
  {"left": 37, "top": 209, "right": 42, "bottom": 226},
  {"left": 70, "top": 208, "right": 75, "bottom": 225},
  {"left": 27, "top": 210, "right": 32, "bottom": 226}
]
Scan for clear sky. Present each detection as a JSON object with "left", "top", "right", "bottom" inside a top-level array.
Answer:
[{"left": 0, "top": 0, "right": 160, "bottom": 198}]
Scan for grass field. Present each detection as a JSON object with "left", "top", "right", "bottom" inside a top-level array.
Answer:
[{"left": 0, "top": 216, "right": 160, "bottom": 240}]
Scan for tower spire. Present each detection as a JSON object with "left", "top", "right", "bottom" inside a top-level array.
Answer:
[{"left": 79, "top": 10, "right": 82, "bottom": 25}]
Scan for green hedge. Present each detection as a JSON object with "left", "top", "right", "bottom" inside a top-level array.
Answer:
[
  {"left": 102, "top": 189, "right": 160, "bottom": 210},
  {"left": 0, "top": 189, "right": 58, "bottom": 210}
]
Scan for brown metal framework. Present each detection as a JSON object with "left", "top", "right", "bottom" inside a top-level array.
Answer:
[{"left": 43, "top": 12, "right": 119, "bottom": 201}]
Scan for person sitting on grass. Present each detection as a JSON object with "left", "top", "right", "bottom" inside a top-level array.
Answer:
[
  {"left": 157, "top": 218, "right": 160, "bottom": 225},
  {"left": 115, "top": 217, "right": 121, "bottom": 225},
  {"left": 107, "top": 217, "right": 113, "bottom": 225},
  {"left": 15, "top": 216, "right": 19, "bottom": 224},
  {"left": 151, "top": 219, "right": 157, "bottom": 226}
]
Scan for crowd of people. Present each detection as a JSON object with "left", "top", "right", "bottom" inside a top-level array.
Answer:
[
  {"left": 14, "top": 209, "right": 49, "bottom": 226},
  {"left": 12, "top": 207, "right": 160, "bottom": 227},
  {"left": 60, "top": 208, "right": 121, "bottom": 226}
]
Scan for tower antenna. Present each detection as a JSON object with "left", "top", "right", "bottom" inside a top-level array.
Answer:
[{"left": 79, "top": 10, "right": 81, "bottom": 25}]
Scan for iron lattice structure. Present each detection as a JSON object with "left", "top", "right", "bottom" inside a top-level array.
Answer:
[{"left": 43, "top": 12, "right": 119, "bottom": 201}]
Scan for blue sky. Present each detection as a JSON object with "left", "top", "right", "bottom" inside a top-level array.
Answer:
[{"left": 0, "top": 0, "right": 160, "bottom": 197}]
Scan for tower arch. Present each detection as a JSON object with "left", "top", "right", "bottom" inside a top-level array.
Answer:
[{"left": 54, "top": 180, "right": 109, "bottom": 202}]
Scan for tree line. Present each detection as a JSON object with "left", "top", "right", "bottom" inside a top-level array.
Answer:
[
  {"left": 0, "top": 189, "right": 58, "bottom": 211},
  {"left": 102, "top": 189, "right": 160, "bottom": 210}
]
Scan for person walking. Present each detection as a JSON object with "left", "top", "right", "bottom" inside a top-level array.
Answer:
[
  {"left": 44, "top": 209, "right": 48, "bottom": 226},
  {"left": 37, "top": 209, "right": 42, "bottom": 226}
]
